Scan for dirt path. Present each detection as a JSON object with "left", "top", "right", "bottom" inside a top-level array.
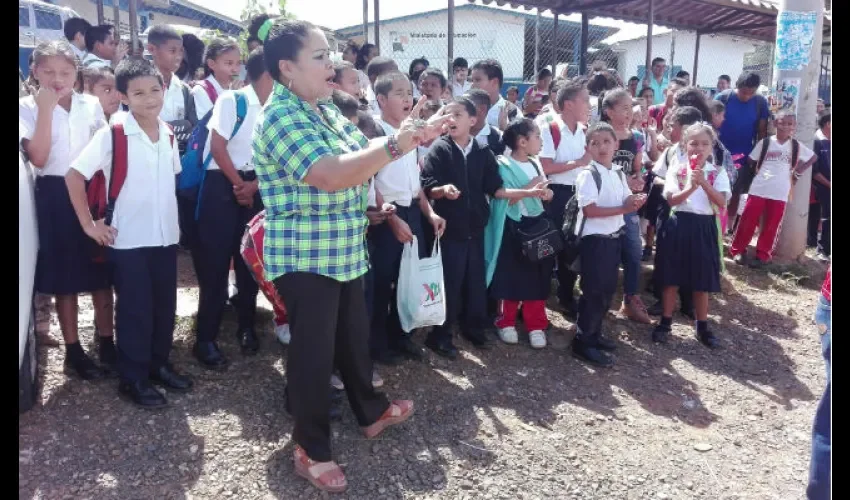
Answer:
[{"left": 19, "top": 250, "right": 827, "bottom": 500}]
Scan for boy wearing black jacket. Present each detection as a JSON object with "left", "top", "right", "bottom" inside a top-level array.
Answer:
[
  {"left": 465, "top": 89, "right": 506, "bottom": 156},
  {"left": 421, "top": 98, "right": 504, "bottom": 359}
]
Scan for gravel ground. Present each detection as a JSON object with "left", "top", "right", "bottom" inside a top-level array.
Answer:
[{"left": 20, "top": 249, "right": 828, "bottom": 500}]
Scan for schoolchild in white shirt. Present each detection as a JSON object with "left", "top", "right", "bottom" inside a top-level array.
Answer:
[
  {"left": 64, "top": 17, "right": 91, "bottom": 63},
  {"left": 81, "top": 66, "right": 121, "bottom": 121},
  {"left": 653, "top": 123, "right": 731, "bottom": 349},
  {"left": 146, "top": 25, "right": 198, "bottom": 153},
  {"left": 370, "top": 73, "right": 446, "bottom": 364},
  {"left": 191, "top": 37, "right": 243, "bottom": 119},
  {"left": 364, "top": 57, "right": 399, "bottom": 116},
  {"left": 82, "top": 24, "right": 122, "bottom": 69},
  {"left": 451, "top": 57, "right": 472, "bottom": 98},
  {"left": 19, "top": 41, "right": 114, "bottom": 380},
  {"left": 729, "top": 112, "right": 816, "bottom": 266},
  {"left": 66, "top": 58, "right": 192, "bottom": 409},
  {"left": 192, "top": 47, "right": 274, "bottom": 370},
  {"left": 572, "top": 123, "right": 646, "bottom": 368},
  {"left": 537, "top": 81, "right": 593, "bottom": 316}
]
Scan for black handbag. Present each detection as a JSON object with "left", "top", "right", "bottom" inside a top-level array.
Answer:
[{"left": 517, "top": 216, "right": 563, "bottom": 262}]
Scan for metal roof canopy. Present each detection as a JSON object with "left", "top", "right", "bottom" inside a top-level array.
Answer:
[
  {"left": 472, "top": 0, "right": 791, "bottom": 41},
  {"left": 469, "top": 0, "right": 828, "bottom": 82}
]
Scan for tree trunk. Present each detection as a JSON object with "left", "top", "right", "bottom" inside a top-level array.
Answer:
[{"left": 773, "top": 0, "right": 824, "bottom": 262}]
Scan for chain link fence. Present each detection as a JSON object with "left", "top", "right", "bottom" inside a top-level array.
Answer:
[{"left": 40, "top": 1, "right": 820, "bottom": 103}]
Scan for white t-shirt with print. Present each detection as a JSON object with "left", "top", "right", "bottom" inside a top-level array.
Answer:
[{"left": 748, "top": 137, "right": 814, "bottom": 201}]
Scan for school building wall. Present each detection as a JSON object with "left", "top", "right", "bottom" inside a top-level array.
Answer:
[
  {"left": 612, "top": 32, "right": 767, "bottom": 90},
  {"left": 342, "top": 9, "right": 527, "bottom": 81}
]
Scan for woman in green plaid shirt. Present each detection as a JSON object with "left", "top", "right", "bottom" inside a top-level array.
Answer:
[{"left": 253, "top": 20, "right": 451, "bottom": 493}]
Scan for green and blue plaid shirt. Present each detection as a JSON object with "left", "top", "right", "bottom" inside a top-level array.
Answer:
[{"left": 253, "top": 83, "right": 370, "bottom": 282}]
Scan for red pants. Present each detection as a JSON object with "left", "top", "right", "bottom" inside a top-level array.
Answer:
[
  {"left": 730, "top": 194, "right": 787, "bottom": 262},
  {"left": 494, "top": 300, "right": 549, "bottom": 331}
]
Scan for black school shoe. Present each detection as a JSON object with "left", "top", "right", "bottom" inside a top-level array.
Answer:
[
  {"left": 749, "top": 258, "right": 766, "bottom": 270},
  {"left": 193, "top": 341, "right": 230, "bottom": 371},
  {"left": 64, "top": 351, "right": 109, "bottom": 380},
  {"left": 150, "top": 364, "right": 193, "bottom": 392},
  {"left": 424, "top": 338, "right": 459, "bottom": 360},
  {"left": 696, "top": 330, "right": 720, "bottom": 349},
  {"left": 237, "top": 328, "right": 260, "bottom": 356},
  {"left": 652, "top": 325, "right": 671, "bottom": 344},
  {"left": 462, "top": 329, "right": 494, "bottom": 349},
  {"left": 571, "top": 340, "right": 614, "bottom": 368},
  {"left": 119, "top": 380, "right": 168, "bottom": 409},
  {"left": 394, "top": 337, "right": 426, "bottom": 361},
  {"left": 595, "top": 335, "right": 617, "bottom": 352}
]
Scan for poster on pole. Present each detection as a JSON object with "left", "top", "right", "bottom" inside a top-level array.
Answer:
[
  {"left": 775, "top": 11, "right": 817, "bottom": 71},
  {"left": 773, "top": 77, "right": 801, "bottom": 116}
]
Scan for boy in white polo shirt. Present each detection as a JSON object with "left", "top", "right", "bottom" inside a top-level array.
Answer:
[
  {"left": 192, "top": 47, "right": 274, "bottom": 370},
  {"left": 370, "top": 71, "right": 446, "bottom": 365},
  {"left": 538, "top": 81, "right": 593, "bottom": 317},
  {"left": 572, "top": 122, "right": 646, "bottom": 368},
  {"left": 66, "top": 58, "right": 191, "bottom": 409}
]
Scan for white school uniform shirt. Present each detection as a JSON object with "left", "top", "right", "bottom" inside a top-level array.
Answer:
[
  {"left": 204, "top": 85, "right": 265, "bottom": 172},
  {"left": 475, "top": 123, "right": 496, "bottom": 149},
  {"left": 71, "top": 44, "right": 87, "bottom": 62},
  {"left": 662, "top": 158, "right": 731, "bottom": 215},
  {"left": 18, "top": 93, "right": 106, "bottom": 177},
  {"left": 160, "top": 74, "right": 189, "bottom": 122},
  {"left": 191, "top": 75, "right": 226, "bottom": 120},
  {"left": 357, "top": 69, "right": 371, "bottom": 93},
  {"left": 486, "top": 95, "right": 508, "bottom": 130},
  {"left": 374, "top": 119, "right": 421, "bottom": 206},
  {"left": 70, "top": 112, "right": 181, "bottom": 250},
  {"left": 82, "top": 52, "right": 111, "bottom": 69},
  {"left": 538, "top": 115, "right": 587, "bottom": 186},
  {"left": 452, "top": 80, "right": 472, "bottom": 98},
  {"left": 747, "top": 137, "right": 815, "bottom": 201},
  {"left": 575, "top": 161, "right": 631, "bottom": 237},
  {"left": 652, "top": 144, "right": 686, "bottom": 178},
  {"left": 365, "top": 86, "right": 382, "bottom": 116}
]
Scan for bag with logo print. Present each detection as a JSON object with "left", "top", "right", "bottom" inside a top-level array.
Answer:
[{"left": 397, "top": 236, "right": 446, "bottom": 333}]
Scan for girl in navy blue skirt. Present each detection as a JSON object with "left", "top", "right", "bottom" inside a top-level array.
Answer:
[
  {"left": 652, "top": 123, "right": 730, "bottom": 349},
  {"left": 484, "top": 118, "right": 555, "bottom": 349},
  {"left": 19, "top": 41, "right": 114, "bottom": 379}
]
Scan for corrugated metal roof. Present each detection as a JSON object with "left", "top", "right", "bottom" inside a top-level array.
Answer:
[{"left": 472, "top": 0, "right": 828, "bottom": 42}]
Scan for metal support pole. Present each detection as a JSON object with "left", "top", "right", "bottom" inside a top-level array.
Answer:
[
  {"left": 373, "top": 0, "right": 380, "bottom": 53},
  {"left": 644, "top": 0, "right": 654, "bottom": 84},
  {"left": 693, "top": 32, "right": 701, "bottom": 84},
  {"left": 552, "top": 13, "right": 559, "bottom": 75},
  {"left": 448, "top": 0, "right": 455, "bottom": 75},
  {"left": 128, "top": 0, "right": 138, "bottom": 55},
  {"left": 96, "top": 0, "right": 104, "bottom": 24},
  {"left": 774, "top": 0, "right": 824, "bottom": 261},
  {"left": 534, "top": 10, "right": 541, "bottom": 76},
  {"left": 579, "top": 12, "right": 589, "bottom": 75},
  {"left": 362, "top": 0, "right": 369, "bottom": 44},
  {"left": 113, "top": 0, "right": 120, "bottom": 34},
  {"left": 669, "top": 28, "right": 676, "bottom": 78}
]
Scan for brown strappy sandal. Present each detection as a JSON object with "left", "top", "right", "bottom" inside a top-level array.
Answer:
[
  {"left": 362, "top": 400, "right": 415, "bottom": 439},
  {"left": 293, "top": 445, "right": 347, "bottom": 493}
]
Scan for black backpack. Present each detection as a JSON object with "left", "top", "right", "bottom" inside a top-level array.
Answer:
[{"left": 561, "top": 165, "right": 625, "bottom": 269}]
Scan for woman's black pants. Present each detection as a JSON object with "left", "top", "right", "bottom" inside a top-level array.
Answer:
[{"left": 274, "top": 272, "right": 390, "bottom": 462}]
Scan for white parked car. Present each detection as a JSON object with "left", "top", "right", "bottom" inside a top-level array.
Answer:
[
  {"left": 19, "top": 0, "right": 82, "bottom": 46},
  {"left": 19, "top": 145, "right": 39, "bottom": 413}
]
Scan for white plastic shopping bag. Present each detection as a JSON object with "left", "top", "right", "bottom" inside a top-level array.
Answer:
[{"left": 396, "top": 236, "right": 446, "bottom": 333}]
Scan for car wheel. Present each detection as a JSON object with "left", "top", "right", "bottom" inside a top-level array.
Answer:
[{"left": 19, "top": 307, "right": 39, "bottom": 413}]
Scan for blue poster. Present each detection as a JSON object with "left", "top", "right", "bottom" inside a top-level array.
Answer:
[{"left": 775, "top": 11, "right": 817, "bottom": 71}]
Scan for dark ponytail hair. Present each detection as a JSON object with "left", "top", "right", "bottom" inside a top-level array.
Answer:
[
  {"left": 264, "top": 20, "right": 316, "bottom": 81},
  {"left": 202, "top": 37, "right": 240, "bottom": 77},
  {"left": 502, "top": 117, "right": 537, "bottom": 151}
]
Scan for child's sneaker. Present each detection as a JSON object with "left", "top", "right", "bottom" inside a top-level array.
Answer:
[
  {"left": 275, "top": 323, "right": 291, "bottom": 345},
  {"left": 330, "top": 373, "right": 344, "bottom": 391},
  {"left": 498, "top": 326, "right": 519, "bottom": 344},
  {"left": 529, "top": 330, "right": 547, "bottom": 349},
  {"left": 641, "top": 246, "right": 653, "bottom": 261},
  {"left": 371, "top": 370, "right": 384, "bottom": 388}
]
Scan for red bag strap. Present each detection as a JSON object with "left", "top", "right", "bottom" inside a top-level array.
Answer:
[
  {"left": 549, "top": 118, "right": 561, "bottom": 151},
  {"left": 201, "top": 79, "right": 218, "bottom": 104},
  {"left": 105, "top": 124, "right": 128, "bottom": 226}
]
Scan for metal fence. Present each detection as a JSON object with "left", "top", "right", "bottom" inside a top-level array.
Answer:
[{"left": 38, "top": 0, "right": 823, "bottom": 101}]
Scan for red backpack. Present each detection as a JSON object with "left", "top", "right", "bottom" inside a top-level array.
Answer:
[{"left": 86, "top": 124, "right": 173, "bottom": 260}]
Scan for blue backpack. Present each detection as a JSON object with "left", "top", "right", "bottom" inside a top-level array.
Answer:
[{"left": 178, "top": 91, "right": 248, "bottom": 216}]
